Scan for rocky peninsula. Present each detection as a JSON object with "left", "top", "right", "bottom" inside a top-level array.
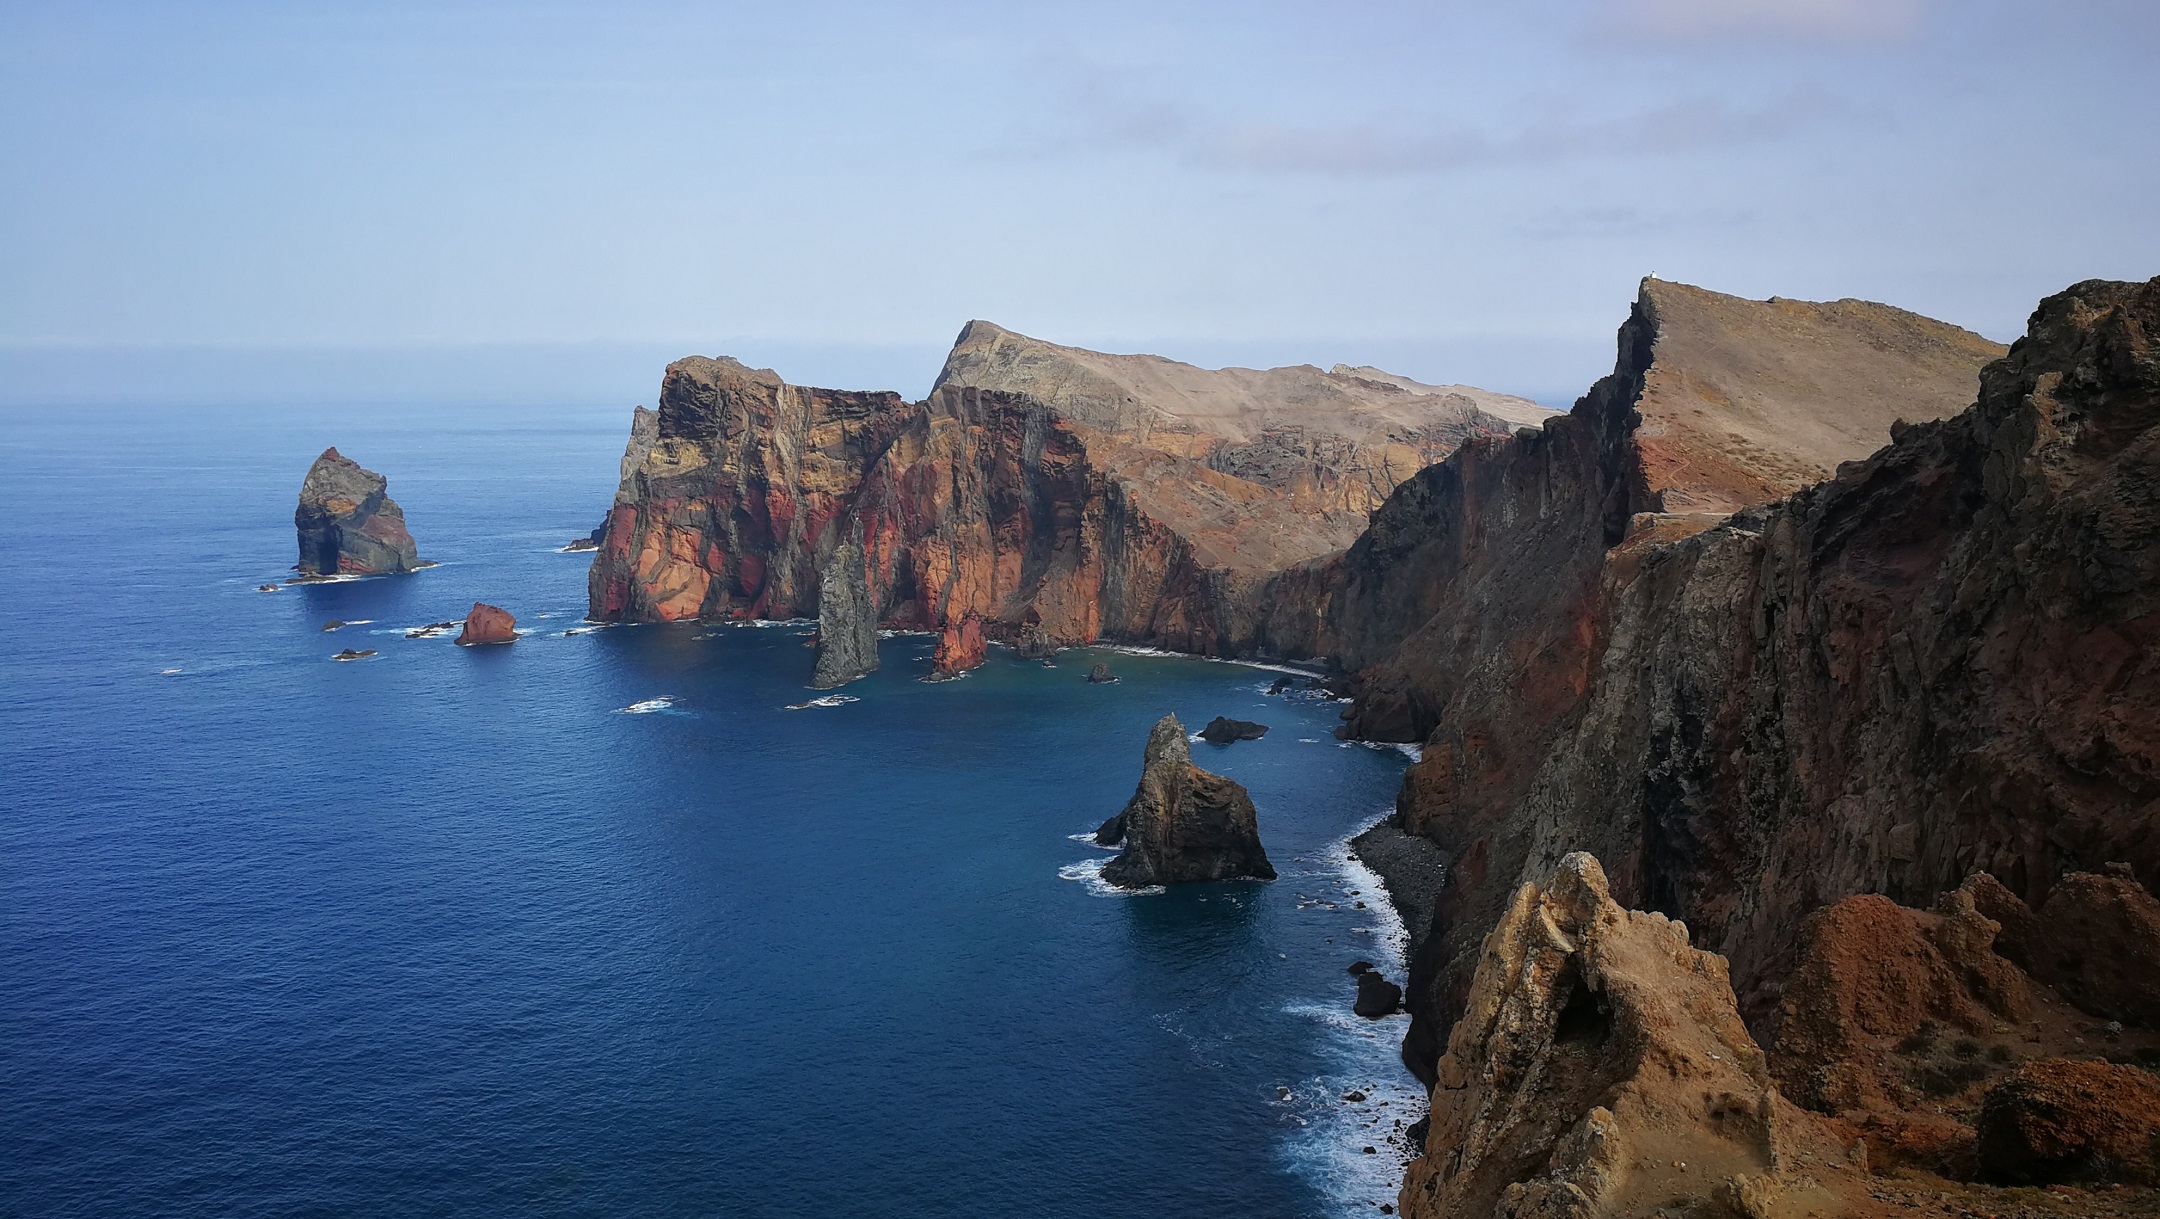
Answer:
[{"left": 294, "top": 447, "right": 421, "bottom": 576}]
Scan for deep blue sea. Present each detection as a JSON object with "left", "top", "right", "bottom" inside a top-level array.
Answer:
[{"left": 0, "top": 402, "right": 1421, "bottom": 1218}]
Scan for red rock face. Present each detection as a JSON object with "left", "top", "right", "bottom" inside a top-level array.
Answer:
[
  {"left": 455, "top": 602, "right": 515, "bottom": 646},
  {"left": 929, "top": 612, "right": 986, "bottom": 677}
]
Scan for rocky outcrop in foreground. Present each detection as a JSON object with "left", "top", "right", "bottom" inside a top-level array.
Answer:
[
  {"left": 1401, "top": 854, "right": 2160, "bottom": 1217},
  {"left": 811, "top": 525, "right": 878, "bottom": 688},
  {"left": 1098, "top": 716, "right": 1274, "bottom": 887},
  {"left": 455, "top": 603, "right": 515, "bottom": 646},
  {"left": 1402, "top": 852, "right": 1860, "bottom": 1219},
  {"left": 294, "top": 448, "right": 420, "bottom": 575}
]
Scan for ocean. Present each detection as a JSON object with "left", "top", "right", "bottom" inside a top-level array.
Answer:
[{"left": 0, "top": 402, "right": 1420, "bottom": 1218}]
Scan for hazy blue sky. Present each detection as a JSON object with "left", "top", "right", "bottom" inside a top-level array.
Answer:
[{"left": 2, "top": 0, "right": 2155, "bottom": 404}]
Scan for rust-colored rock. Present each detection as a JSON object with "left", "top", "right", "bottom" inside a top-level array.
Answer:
[
  {"left": 928, "top": 612, "right": 985, "bottom": 679},
  {"left": 1769, "top": 891, "right": 2030, "bottom": 1118},
  {"left": 585, "top": 330, "right": 1532, "bottom": 654},
  {"left": 1978, "top": 1060, "right": 2160, "bottom": 1185},
  {"left": 455, "top": 602, "right": 515, "bottom": 646}
]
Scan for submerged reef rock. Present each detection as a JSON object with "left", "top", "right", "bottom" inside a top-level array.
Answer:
[
  {"left": 1399, "top": 852, "right": 1858, "bottom": 1219},
  {"left": 811, "top": 525, "right": 878, "bottom": 689},
  {"left": 294, "top": 447, "right": 420, "bottom": 576},
  {"left": 927, "top": 612, "right": 985, "bottom": 680},
  {"left": 455, "top": 603, "right": 515, "bottom": 646},
  {"left": 1196, "top": 716, "right": 1268, "bottom": 743},
  {"left": 1100, "top": 715, "right": 1274, "bottom": 887}
]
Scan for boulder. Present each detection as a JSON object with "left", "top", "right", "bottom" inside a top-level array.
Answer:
[
  {"left": 1197, "top": 716, "right": 1268, "bottom": 743},
  {"left": 456, "top": 603, "right": 516, "bottom": 646},
  {"left": 1354, "top": 970, "right": 1404, "bottom": 1018},
  {"left": 1086, "top": 662, "right": 1117, "bottom": 684},
  {"left": 810, "top": 525, "right": 879, "bottom": 689},
  {"left": 1100, "top": 716, "right": 1275, "bottom": 887},
  {"left": 294, "top": 447, "right": 420, "bottom": 575},
  {"left": 1978, "top": 1060, "right": 2160, "bottom": 1185}
]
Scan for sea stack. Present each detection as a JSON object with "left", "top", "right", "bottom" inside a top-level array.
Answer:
[
  {"left": 1197, "top": 716, "right": 1268, "bottom": 743},
  {"left": 928, "top": 612, "right": 985, "bottom": 680},
  {"left": 1099, "top": 715, "right": 1274, "bottom": 887},
  {"left": 294, "top": 447, "right": 420, "bottom": 576},
  {"left": 455, "top": 603, "right": 516, "bottom": 646},
  {"left": 811, "top": 526, "right": 879, "bottom": 689}
]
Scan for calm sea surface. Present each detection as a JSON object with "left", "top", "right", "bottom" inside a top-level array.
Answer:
[{"left": 0, "top": 403, "right": 1419, "bottom": 1218}]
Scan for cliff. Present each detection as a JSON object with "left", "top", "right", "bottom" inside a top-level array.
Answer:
[
  {"left": 1098, "top": 715, "right": 1275, "bottom": 887},
  {"left": 1372, "top": 277, "right": 2156, "bottom": 1113},
  {"left": 587, "top": 329, "right": 1535, "bottom": 652},
  {"left": 294, "top": 447, "right": 420, "bottom": 575}
]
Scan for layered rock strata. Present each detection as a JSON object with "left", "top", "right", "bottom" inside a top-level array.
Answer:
[
  {"left": 811, "top": 525, "right": 878, "bottom": 688},
  {"left": 586, "top": 331, "right": 1533, "bottom": 652},
  {"left": 294, "top": 447, "right": 420, "bottom": 575},
  {"left": 1099, "top": 715, "right": 1275, "bottom": 887}
]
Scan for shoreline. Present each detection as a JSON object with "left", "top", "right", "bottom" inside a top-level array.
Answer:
[{"left": 1346, "top": 814, "right": 1447, "bottom": 962}]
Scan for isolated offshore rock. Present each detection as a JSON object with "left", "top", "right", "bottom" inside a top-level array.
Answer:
[
  {"left": 1197, "top": 716, "right": 1268, "bottom": 743},
  {"left": 811, "top": 525, "right": 878, "bottom": 689},
  {"left": 1100, "top": 715, "right": 1274, "bottom": 887},
  {"left": 928, "top": 612, "right": 985, "bottom": 679},
  {"left": 1085, "top": 662, "right": 1116, "bottom": 684},
  {"left": 294, "top": 447, "right": 420, "bottom": 575},
  {"left": 1399, "top": 852, "right": 1856, "bottom": 1219},
  {"left": 455, "top": 602, "right": 515, "bottom": 646}
]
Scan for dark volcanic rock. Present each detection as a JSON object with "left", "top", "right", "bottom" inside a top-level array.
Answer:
[
  {"left": 1197, "top": 716, "right": 1268, "bottom": 743},
  {"left": 455, "top": 603, "right": 515, "bottom": 646},
  {"left": 562, "top": 536, "right": 598, "bottom": 553},
  {"left": 1085, "top": 662, "right": 1116, "bottom": 684},
  {"left": 332, "top": 648, "right": 376, "bottom": 661},
  {"left": 1092, "top": 814, "right": 1124, "bottom": 846},
  {"left": 1013, "top": 619, "right": 1058, "bottom": 660},
  {"left": 1978, "top": 1060, "right": 2160, "bottom": 1185},
  {"left": 320, "top": 620, "right": 347, "bottom": 632},
  {"left": 1353, "top": 969, "right": 1403, "bottom": 1018},
  {"left": 1100, "top": 715, "right": 1275, "bottom": 887},
  {"left": 811, "top": 525, "right": 879, "bottom": 689},
  {"left": 294, "top": 447, "right": 420, "bottom": 576}
]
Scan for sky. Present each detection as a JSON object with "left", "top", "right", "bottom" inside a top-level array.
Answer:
[{"left": 2, "top": 0, "right": 2155, "bottom": 406}]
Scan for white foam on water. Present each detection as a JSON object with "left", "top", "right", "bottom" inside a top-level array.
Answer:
[
  {"left": 617, "top": 696, "right": 682, "bottom": 714},
  {"left": 1056, "top": 856, "right": 1162, "bottom": 897},
  {"left": 1355, "top": 741, "right": 1424, "bottom": 762},
  {"left": 1273, "top": 810, "right": 1425, "bottom": 1214},
  {"left": 158, "top": 668, "right": 183, "bottom": 676},
  {"left": 782, "top": 694, "right": 859, "bottom": 710},
  {"left": 1066, "top": 829, "right": 1115, "bottom": 846},
  {"left": 1299, "top": 738, "right": 1321, "bottom": 744},
  {"left": 744, "top": 617, "right": 814, "bottom": 629},
  {"left": 876, "top": 628, "right": 935, "bottom": 639}
]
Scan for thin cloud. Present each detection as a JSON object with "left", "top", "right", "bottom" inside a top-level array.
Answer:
[
  {"left": 990, "top": 75, "right": 1844, "bottom": 178},
  {"left": 1599, "top": 0, "right": 1930, "bottom": 45}
]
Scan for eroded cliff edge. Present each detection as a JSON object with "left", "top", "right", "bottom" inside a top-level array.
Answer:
[
  {"left": 1370, "top": 277, "right": 2158, "bottom": 1107},
  {"left": 584, "top": 327, "right": 1546, "bottom": 654}
]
